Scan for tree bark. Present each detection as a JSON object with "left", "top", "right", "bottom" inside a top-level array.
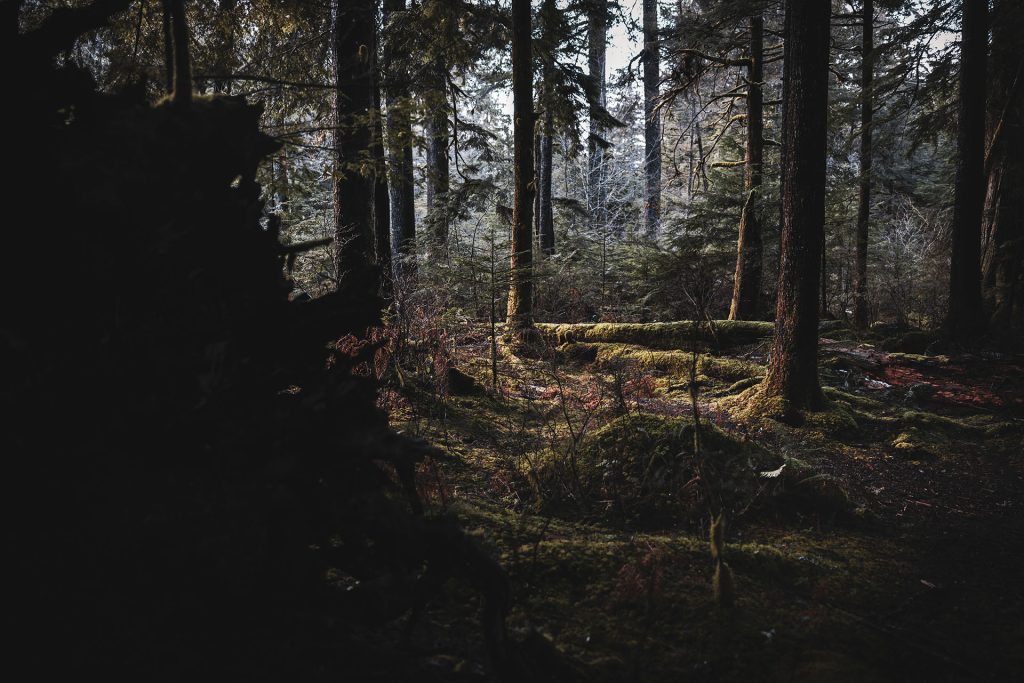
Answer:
[
  {"left": 852, "top": 0, "right": 873, "bottom": 329},
  {"left": 167, "top": 0, "right": 191, "bottom": 107},
  {"left": 538, "top": 123, "right": 555, "bottom": 255},
  {"left": 161, "top": 0, "right": 173, "bottom": 94},
  {"left": 372, "top": 51, "right": 392, "bottom": 294},
  {"left": 588, "top": 0, "right": 608, "bottom": 232},
  {"left": 947, "top": 0, "right": 988, "bottom": 339},
  {"left": 642, "top": 0, "right": 661, "bottom": 239},
  {"left": 762, "top": 0, "right": 830, "bottom": 411},
  {"left": 728, "top": 14, "right": 764, "bottom": 321},
  {"left": 425, "top": 55, "right": 450, "bottom": 246},
  {"left": 981, "top": 0, "right": 1022, "bottom": 331},
  {"left": 332, "top": 0, "right": 379, "bottom": 297},
  {"left": 384, "top": 0, "right": 416, "bottom": 271},
  {"left": 507, "top": 0, "right": 535, "bottom": 333}
]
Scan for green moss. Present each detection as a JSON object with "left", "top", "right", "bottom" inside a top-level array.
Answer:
[
  {"left": 802, "top": 401, "right": 859, "bottom": 438},
  {"left": 529, "top": 414, "right": 778, "bottom": 527},
  {"left": 891, "top": 428, "right": 946, "bottom": 458},
  {"left": 900, "top": 410, "right": 983, "bottom": 437},
  {"left": 718, "top": 377, "right": 762, "bottom": 395},
  {"left": 593, "top": 344, "right": 693, "bottom": 374},
  {"left": 721, "top": 384, "right": 792, "bottom": 422},
  {"left": 821, "top": 386, "right": 887, "bottom": 411},
  {"left": 536, "top": 320, "right": 774, "bottom": 351},
  {"left": 886, "top": 352, "right": 951, "bottom": 366},
  {"left": 698, "top": 356, "right": 765, "bottom": 382}
]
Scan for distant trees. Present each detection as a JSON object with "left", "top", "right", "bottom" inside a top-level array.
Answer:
[
  {"left": 56, "top": 0, "right": 1023, "bottom": 341},
  {"left": 762, "top": 0, "right": 830, "bottom": 410}
]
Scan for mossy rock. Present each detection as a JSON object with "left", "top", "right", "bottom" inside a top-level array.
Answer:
[
  {"left": 891, "top": 428, "right": 946, "bottom": 459},
  {"left": 778, "top": 461, "right": 855, "bottom": 520}
]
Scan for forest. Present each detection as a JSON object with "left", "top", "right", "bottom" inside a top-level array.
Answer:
[{"left": 5, "top": 0, "right": 1022, "bottom": 680}]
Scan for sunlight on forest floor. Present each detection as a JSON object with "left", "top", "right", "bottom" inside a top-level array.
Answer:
[{"left": 390, "top": 323, "right": 1024, "bottom": 681}]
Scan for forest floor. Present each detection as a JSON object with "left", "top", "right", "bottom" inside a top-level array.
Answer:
[{"left": 388, "top": 323, "right": 1024, "bottom": 682}]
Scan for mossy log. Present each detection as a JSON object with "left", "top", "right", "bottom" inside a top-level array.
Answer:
[{"left": 538, "top": 320, "right": 775, "bottom": 351}]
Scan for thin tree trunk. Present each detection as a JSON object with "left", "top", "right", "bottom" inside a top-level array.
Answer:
[
  {"left": 762, "top": 0, "right": 830, "bottom": 412},
  {"left": 161, "top": 0, "right": 173, "bottom": 94},
  {"left": 981, "top": 0, "right": 1022, "bottom": 330},
  {"left": 728, "top": 14, "right": 764, "bottom": 321},
  {"left": 534, "top": 130, "right": 542, "bottom": 238},
  {"left": 588, "top": 0, "right": 608, "bottom": 232},
  {"left": 642, "top": 0, "right": 661, "bottom": 239},
  {"left": 507, "top": 0, "right": 535, "bottom": 334},
  {"left": 853, "top": 0, "right": 873, "bottom": 329},
  {"left": 372, "top": 53, "right": 392, "bottom": 293},
  {"left": 332, "top": 0, "right": 378, "bottom": 296},
  {"left": 425, "top": 55, "right": 450, "bottom": 246},
  {"left": 538, "top": 122, "right": 554, "bottom": 254},
  {"left": 948, "top": 0, "right": 988, "bottom": 339},
  {"left": 384, "top": 0, "right": 416, "bottom": 271}
]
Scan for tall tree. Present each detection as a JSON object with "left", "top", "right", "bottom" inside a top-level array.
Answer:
[
  {"left": 425, "top": 54, "right": 451, "bottom": 246},
  {"left": 536, "top": 0, "right": 557, "bottom": 255},
  {"left": 761, "top": 0, "right": 830, "bottom": 411},
  {"left": 167, "top": 0, "right": 191, "bottom": 106},
  {"left": 332, "top": 0, "right": 379, "bottom": 296},
  {"left": 852, "top": 0, "right": 873, "bottom": 329},
  {"left": 981, "top": 0, "right": 1021, "bottom": 330},
  {"left": 384, "top": 0, "right": 416, "bottom": 269},
  {"left": 587, "top": 0, "right": 608, "bottom": 231},
  {"left": 728, "top": 13, "right": 764, "bottom": 320},
  {"left": 642, "top": 0, "right": 661, "bottom": 238},
  {"left": 947, "top": 0, "right": 988, "bottom": 338},
  {"left": 507, "top": 0, "right": 536, "bottom": 335},
  {"left": 372, "top": 49, "right": 392, "bottom": 292}
]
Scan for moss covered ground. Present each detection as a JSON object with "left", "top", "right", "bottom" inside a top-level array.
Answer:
[{"left": 389, "top": 323, "right": 1024, "bottom": 681}]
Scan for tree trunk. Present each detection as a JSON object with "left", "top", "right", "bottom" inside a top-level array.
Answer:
[
  {"left": 948, "top": 0, "right": 988, "bottom": 339},
  {"left": 507, "top": 0, "right": 535, "bottom": 334},
  {"left": 536, "top": 0, "right": 556, "bottom": 255},
  {"left": 852, "top": 0, "right": 873, "bottom": 329},
  {"left": 372, "top": 59, "right": 392, "bottom": 294},
  {"left": 425, "top": 55, "right": 450, "bottom": 246},
  {"left": 167, "top": 0, "right": 191, "bottom": 107},
  {"left": 384, "top": 0, "right": 416, "bottom": 272},
  {"left": 588, "top": 0, "right": 607, "bottom": 232},
  {"left": 161, "top": 0, "right": 173, "bottom": 95},
  {"left": 332, "top": 0, "right": 379, "bottom": 297},
  {"left": 728, "top": 14, "right": 764, "bottom": 321},
  {"left": 538, "top": 122, "right": 555, "bottom": 255},
  {"left": 642, "top": 0, "right": 661, "bottom": 239},
  {"left": 982, "top": 0, "right": 1023, "bottom": 331},
  {"left": 762, "top": 0, "right": 830, "bottom": 412}
]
